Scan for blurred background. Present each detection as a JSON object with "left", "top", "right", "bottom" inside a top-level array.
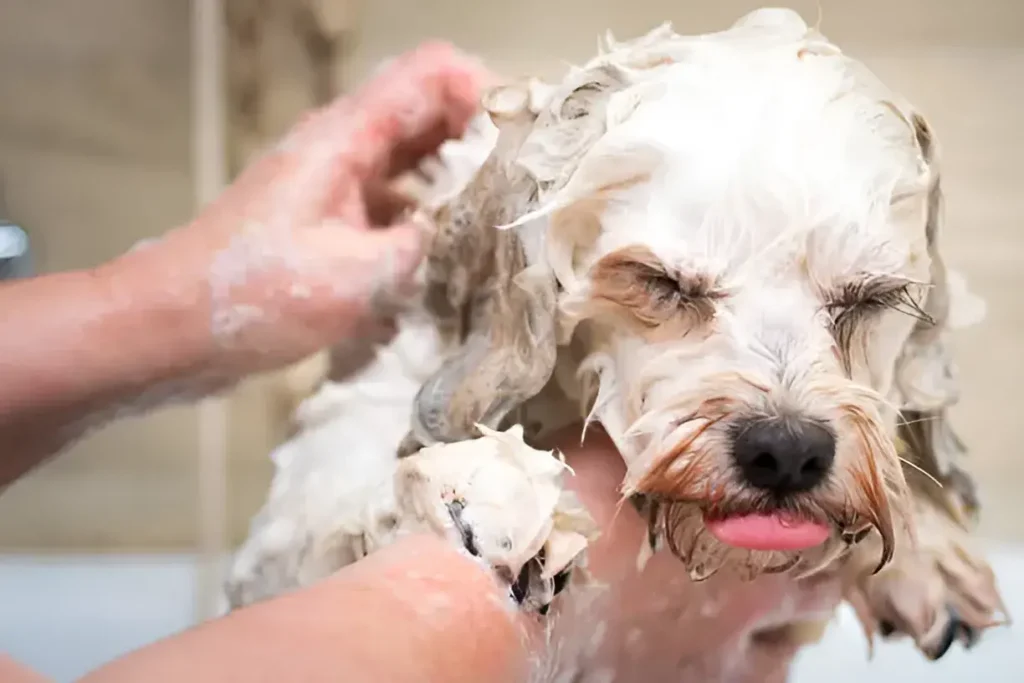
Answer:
[{"left": 0, "top": 0, "right": 1021, "bottom": 680}]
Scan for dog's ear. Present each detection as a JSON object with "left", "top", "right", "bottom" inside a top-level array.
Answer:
[
  {"left": 847, "top": 111, "right": 1007, "bottom": 658},
  {"left": 893, "top": 111, "right": 983, "bottom": 525},
  {"left": 406, "top": 83, "right": 560, "bottom": 449},
  {"left": 404, "top": 72, "right": 636, "bottom": 450}
]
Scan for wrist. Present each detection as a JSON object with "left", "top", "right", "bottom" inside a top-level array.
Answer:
[
  {"left": 103, "top": 221, "right": 331, "bottom": 392},
  {"left": 92, "top": 232, "right": 231, "bottom": 400}
]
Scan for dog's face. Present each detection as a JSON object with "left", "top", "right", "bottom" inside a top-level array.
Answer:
[
  {"left": 411, "top": 13, "right": 947, "bottom": 582},
  {"left": 543, "top": 50, "right": 936, "bottom": 580}
]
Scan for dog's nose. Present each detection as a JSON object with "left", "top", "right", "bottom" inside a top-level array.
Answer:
[{"left": 731, "top": 418, "right": 835, "bottom": 494}]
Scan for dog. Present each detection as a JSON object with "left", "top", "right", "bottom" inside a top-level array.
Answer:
[{"left": 226, "top": 7, "right": 1007, "bottom": 668}]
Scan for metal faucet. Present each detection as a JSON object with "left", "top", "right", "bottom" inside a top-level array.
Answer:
[{"left": 0, "top": 220, "right": 32, "bottom": 280}]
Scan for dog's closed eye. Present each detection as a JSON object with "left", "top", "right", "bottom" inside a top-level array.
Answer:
[
  {"left": 825, "top": 275, "right": 932, "bottom": 357},
  {"left": 587, "top": 245, "right": 725, "bottom": 333}
]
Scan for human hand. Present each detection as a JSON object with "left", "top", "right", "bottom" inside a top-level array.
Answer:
[{"left": 158, "top": 42, "right": 490, "bottom": 379}]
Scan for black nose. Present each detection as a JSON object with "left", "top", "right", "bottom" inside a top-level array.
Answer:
[{"left": 731, "top": 418, "right": 836, "bottom": 494}]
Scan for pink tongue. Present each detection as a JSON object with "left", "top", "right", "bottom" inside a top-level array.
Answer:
[{"left": 705, "top": 513, "right": 829, "bottom": 551}]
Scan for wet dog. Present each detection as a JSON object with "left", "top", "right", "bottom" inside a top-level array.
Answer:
[{"left": 228, "top": 8, "right": 1006, "bottom": 664}]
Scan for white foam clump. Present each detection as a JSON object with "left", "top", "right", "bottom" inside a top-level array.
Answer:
[{"left": 396, "top": 424, "right": 599, "bottom": 584}]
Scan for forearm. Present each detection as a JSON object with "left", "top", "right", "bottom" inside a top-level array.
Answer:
[
  {"left": 0, "top": 232, "right": 218, "bottom": 485},
  {"left": 79, "top": 535, "right": 532, "bottom": 683}
]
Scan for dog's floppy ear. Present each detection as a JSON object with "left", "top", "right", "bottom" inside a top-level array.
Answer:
[
  {"left": 847, "top": 110, "right": 1007, "bottom": 658},
  {"left": 404, "top": 71, "right": 635, "bottom": 451},
  {"left": 893, "top": 111, "right": 983, "bottom": 525},
  {"left": 405, "top": 83, "right": 559, "bottom": 449}
]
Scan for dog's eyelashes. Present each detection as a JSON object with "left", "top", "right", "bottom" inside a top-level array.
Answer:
[
  {"left": 824, "top": 279, "right": 932, "bottom": 363},
  {"left": 825, "top": 279, "right": 931, "bottom": 323},
  {"left": 828, "top": 288, "right": 928, "bottom": 327}
]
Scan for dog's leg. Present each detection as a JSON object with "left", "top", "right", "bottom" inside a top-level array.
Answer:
[
  {"left": 843, "top": 435, "right": 1006, "bottom": 661},
  {"left": 845, "top": 491, "right": 1007, "bottom": 660},
  {"left": 848, "top": 360, "right": 1008, "bottom": 659}
]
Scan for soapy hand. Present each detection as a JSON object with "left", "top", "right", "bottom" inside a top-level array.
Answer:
[{"left": 170, "top": 42, "right": 490, "bottom": 376}]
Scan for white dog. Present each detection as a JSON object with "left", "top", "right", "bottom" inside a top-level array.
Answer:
[{"left": 226, "top": 7, "right": 1006, "bottom": 666}]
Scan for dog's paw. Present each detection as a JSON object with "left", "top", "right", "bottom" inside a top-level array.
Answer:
[
  {"left": 394, "top": 424, "right": 600, "bottom": 614},
  {"left": 846, "top": 499, "right": 1009, "bottom": 660}
]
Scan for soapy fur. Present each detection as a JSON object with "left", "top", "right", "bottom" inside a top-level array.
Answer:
[{"left": 228, "top": 7, "right": 1006, "bottom": 667}]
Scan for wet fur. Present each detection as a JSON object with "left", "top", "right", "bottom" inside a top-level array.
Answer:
[{"left": 397, "top": 8, "right": 1006, "bottom": 656}]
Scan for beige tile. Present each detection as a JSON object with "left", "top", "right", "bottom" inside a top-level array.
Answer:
[
  {"left": 0, "top": 0, "right": 201, "bottom": 550},
  {"left": 343, "top": 0, "right": 1024, "bottom": 78}
]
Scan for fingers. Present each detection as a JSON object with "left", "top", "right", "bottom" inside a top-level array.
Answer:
[
  {"left": 363, "top": 219, "right": 431, "bottom": 316},
  {"left": 343, "top": 42, "right": 491, "bottom": 179},
  {"left": 302, "top": 217, "right": 428, "bottom": 300},
  {"left": 292, "top": 42, "right": 492, "bottom": 182}
]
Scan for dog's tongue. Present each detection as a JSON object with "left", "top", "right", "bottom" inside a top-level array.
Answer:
[{"left": 705, "top": 513, "right": 829, "bottom": 551}]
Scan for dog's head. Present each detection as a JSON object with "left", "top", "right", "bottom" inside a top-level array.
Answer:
[{"left": 408, "top": 10, "right": 966, "bottom": 581}]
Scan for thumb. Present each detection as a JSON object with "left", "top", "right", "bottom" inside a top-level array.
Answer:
[{"left": 362, "top": 217, "right": 432, "bottom": 317}]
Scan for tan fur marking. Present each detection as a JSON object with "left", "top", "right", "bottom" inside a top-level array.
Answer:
[{"left": 586, "top": 245, "right": 725, "bottom": 341}]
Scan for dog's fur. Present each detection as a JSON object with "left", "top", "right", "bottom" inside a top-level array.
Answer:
[{"left": 228, "top": 8, "right": 1006, "bottom": 665}]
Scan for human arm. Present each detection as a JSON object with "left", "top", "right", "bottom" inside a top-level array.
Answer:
[
  {"left": 77, "top": 535, "right": 531, "bottom": 683},
  {"left": 0, "top": 246, "right": 220, "bottom": 486},
  {"left": 0, "top": 42, "right": 489, "bottom": 487}
]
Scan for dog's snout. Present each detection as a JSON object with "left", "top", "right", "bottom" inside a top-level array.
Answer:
[{"left": 731, "top": 418, "right": 835, "bottom": 494}]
